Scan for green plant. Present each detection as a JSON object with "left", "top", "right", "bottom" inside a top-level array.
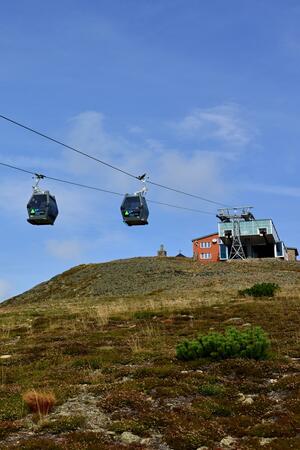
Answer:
[
  {"left": 211, "top": 404, "right": 232, "bottom": 417},
  {"left": 239, "top": 282, "right": 280, "bottom": 298},
  {"left": 71, "top": 357, "right": 102, "bottom": 369},
  {"left": 133, "top": 310, "right": 158, "bottom": 320},
  {"left": 39, "top": 415, "right": 86, "bottom": 433},
  {"left": 176, "top": 326, "right": 270, "bottom": 361},
  {"left": 198, "top": 383, "right": 225, "bottom": 396}
]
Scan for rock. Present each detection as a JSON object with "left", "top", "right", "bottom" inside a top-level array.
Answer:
[
  {"left": 220, "top": 435, "right": 238, "bottom": 447},
  {"left": 54, "top": 390, "right": 110, "bottom": 431},
  {"left": 225, "top": 317, "right": 243, "bottom": 324},
  {"left": 120, "top": 431, "right": 141, "bottom": 444},
  {"left": 141, "top": 438, "right": 152, "bottom": 446},
  {"left": 0, "top": 355, "right": 12, "bottom": 359},
  {"left": 259, "top": 437, "right": 274, "bottom": 446},
  {"left": 238, "top": 393, "right": 254, "bottom": 405},
  {"left": 197, "top": 447, "right": 209, "bottom": 450}
]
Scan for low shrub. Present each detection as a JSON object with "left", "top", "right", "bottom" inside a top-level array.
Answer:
[
  {"left": 39, "top": 415, "right": 86, "bottom": 433},
  {"left": 239, "top": 282, "right": 279, "bottom": 297},
  {"left": 133, "top": 311, "right": 158, "bottom": 320},
  {"left": 198, "top": 383, "right": 225, "bottom": 396},
  {"left": 176, "top": 326, "right": 270, "bottom": 361},
  {"left": 23, "top": 390, "right": 56, "bottom": 416},
  {"left": 71, "top": 357, "right": 102, "bottom": 369}
]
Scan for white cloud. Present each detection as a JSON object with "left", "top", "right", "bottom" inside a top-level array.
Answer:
[
  {"left": 0, "top": 279, "right": 11, "bottom": 300},
  {"left": 0, "top": 109, "right": 234, "bottom": 245},
  {"left": 61, "top": 110, "right": 231, "bottom": 205},
  {"left": 154, "top": 149, "right": 226, "bottom": 200},
  {"left": 242, "top": 183, "right": 300, "bottom": 198},
  {"left": 0, "top": 177, "right": 30, "bottom": 219},
  {"left": 64, "top": 111, "right": 129, "bottom": 176},
  {"left": 46, "top": 239, "right": 86, "bottom": 260},
  {"left": 175, "top": 104, "right": 253, "bottom": 147},
  {"left": 128, "top": 125, "right": 144, "bottom": 134}
]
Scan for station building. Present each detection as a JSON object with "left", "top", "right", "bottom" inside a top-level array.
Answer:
[{"left": 193, "top": 219, "right": 298, "bottom": 263}]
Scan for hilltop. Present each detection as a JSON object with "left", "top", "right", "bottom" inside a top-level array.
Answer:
[
  {"left": 5, "top": 256, "right": 300, "bottom": 305},
  {"left": 0, "top": 257, "right": 299, "bottom": 450}
]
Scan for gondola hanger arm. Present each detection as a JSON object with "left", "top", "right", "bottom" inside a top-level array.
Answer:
[
  {"left": 134, "top": 173, "right": 149, "bottom": 196},
  {"left": 32, "top": 173, "right": 45, "bottom": 193}
]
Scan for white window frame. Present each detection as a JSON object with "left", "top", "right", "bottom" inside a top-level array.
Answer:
[
  {"left": 200, "top": 253, "right": 212, "bottom": 259},
  {"left": 200, "top": 242, "right": 211, "bottom": 248}
]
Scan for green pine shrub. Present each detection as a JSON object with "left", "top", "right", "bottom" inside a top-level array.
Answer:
[
  {"left": 176, "top": 326, "right": 270, "bottom": 361},
  {"left": 239, "top": 282, "right": 279, "bottom": 297},
  {"left": 198, "top": 383, "right": 225, "bottom": 396}
]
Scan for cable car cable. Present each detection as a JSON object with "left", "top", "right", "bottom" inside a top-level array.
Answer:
[
  {"left": 0, "top": 114, "right": 227, "bottom": 207},
  {"left": 147, "top": 199, "right": 215, "bottom": 215},
  {"left": 147, "top": 180, "right": 225, "bottom": 206},
  {"left": 0, "top": 114, "right": 137, "bottom": 180},
  {"left": 0, "top": 161, "right": 216, "bottom": 216}
]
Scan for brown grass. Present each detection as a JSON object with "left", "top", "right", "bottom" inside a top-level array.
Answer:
[{"left": 23, "top": 390, "right": 56, "bottom": 416}]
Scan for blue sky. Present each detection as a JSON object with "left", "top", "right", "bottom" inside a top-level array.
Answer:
[{"left": 0, "top": 0, "right": 299, "bottom": 300}]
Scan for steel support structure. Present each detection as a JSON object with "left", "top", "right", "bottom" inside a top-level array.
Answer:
[
  {"left": 229, "top": 217, "right": 246, "bottom": 259},
  {"left": 217, "top": 207, "right": 254, "bottom": 261}
]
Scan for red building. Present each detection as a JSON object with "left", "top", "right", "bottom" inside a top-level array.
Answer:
[{"left": 192, "top": 232, "right": 221, "bottom": 262}]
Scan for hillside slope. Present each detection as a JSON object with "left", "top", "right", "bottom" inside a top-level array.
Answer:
[
  {"left": 0, "top": 258, "right": 299, "bottom": 450},
  {"left": 4, "top": 256, "right": 300, "bottom": 305}
]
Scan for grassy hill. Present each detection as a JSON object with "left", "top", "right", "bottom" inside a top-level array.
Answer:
[{"left": 0, "top": 257, "right": 299, "bottom": 449}]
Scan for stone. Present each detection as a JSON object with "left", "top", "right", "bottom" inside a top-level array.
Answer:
[
  {"left": 259, "top": 437, "right": 274, "bottom": 446},
  {"left": 225, "top": 317, "right": 243, "bottom": 324},
  {"left": 120, "top": 431, "right": 141, "bottom": 444},
  {"left": 0, "top": 355, "right": 12, "bottom": 359},
  {"left": 238, "top": 393, "right": 254, "bottom": 405},
  {"left": 243, "top": 396, "right": 254, "bottom": 405},
  {"left": 220, "top": 435, "right": 237, "bottom": 447}
]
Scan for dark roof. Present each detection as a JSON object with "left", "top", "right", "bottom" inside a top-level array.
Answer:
[
  {"left": 192, "top": 232, "right": 218, "bottom": 242},
  {"left": 287, "top": 247, "right": 299, "bottom": 256},
  {"left": 175, "top": 253, "right": 186, "bottom": 258}
]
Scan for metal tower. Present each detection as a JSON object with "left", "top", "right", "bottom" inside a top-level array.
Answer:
[
  {"left": 217, "top": 207, "right": 255, "bottom": 260},
  {"left": 229, "top": 217, "right": 246, "bottom": 259}
]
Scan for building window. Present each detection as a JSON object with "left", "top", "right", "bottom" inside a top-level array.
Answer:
[
  {"left": 200, "top": 253, "right": 211, "bottom": 259},
  {"left": 275, "top": 242, "right": 284, "bottom": 257},
  {"left": 259, "top": 228, "right": 267, "bottom": 236},
  {"left": 200, "top": 242, "right": 211, "bottom": 248}
]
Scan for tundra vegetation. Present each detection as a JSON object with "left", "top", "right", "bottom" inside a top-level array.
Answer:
[{"left": 0, "top": 257, "right": 299, "bottom": 449}]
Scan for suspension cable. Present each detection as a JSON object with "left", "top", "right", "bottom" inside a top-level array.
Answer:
[
  {"left": 0, "top": 161, "right": 216, "bottom": 216},
  {"left": 0, "top": 114, "right": 227, "bottom": 207}
]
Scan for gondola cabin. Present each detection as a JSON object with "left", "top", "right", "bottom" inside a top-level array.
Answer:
[
  {"left": 120, "top": 193, "right": 149, "bottom": 226},
  {"left": 27, "top": 191, "right": 58, "bottom": 225}
]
